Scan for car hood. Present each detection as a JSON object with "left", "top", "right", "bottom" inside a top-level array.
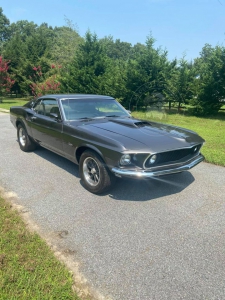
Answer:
[{"left": 71, "top": 117, "right": 205, "bottom": 153}]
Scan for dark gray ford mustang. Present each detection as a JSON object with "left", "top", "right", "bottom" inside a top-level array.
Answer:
[{"left": 10, "top": 94, "right": 205, "bottom": 194}]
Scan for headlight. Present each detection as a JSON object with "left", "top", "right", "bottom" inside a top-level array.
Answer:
[
  {"left": 120, "top": 154, "right": 131, "bottom": 165},
  {"left": 149, "top": 154, "right": 157, "bottom": 164}
]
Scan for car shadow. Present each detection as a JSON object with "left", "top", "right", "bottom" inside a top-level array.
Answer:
[
  {"left": 108, "top": 172, "right": 195, "bottom": 201},
  {"left": 33, "top": 146, "right": 80, "bottom": 178},
  {"left": 33, "top": 146, "right": 195, "bottom": 201}
]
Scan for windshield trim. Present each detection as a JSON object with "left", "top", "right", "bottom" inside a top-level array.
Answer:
[{"left": 60, "top": 98, "right": 130, "bottom": 121}]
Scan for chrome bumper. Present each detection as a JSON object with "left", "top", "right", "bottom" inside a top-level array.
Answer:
[{"left": 112, "top": 154, "right": 204, "bottom": 179}]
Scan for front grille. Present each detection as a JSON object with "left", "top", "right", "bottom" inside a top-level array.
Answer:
[{"left": 144, "top": 144, "right": 202, "bottom": 169}]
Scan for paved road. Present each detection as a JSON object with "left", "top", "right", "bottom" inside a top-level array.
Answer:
[{"left": 1, "top": 112, "right": 225, "bottom": 300}]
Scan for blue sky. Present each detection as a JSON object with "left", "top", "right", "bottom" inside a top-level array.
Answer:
[{"left": 1, "top": 0, "right": 225, "bottom": 61}]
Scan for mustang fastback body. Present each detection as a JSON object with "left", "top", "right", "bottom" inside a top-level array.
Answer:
[{"left": 10, "top": 94, "right": 205, "bottom": 193}]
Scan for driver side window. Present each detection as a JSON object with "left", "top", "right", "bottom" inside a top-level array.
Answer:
[{"left": 33, "top": 99, "right": 60, "bottom": 118}]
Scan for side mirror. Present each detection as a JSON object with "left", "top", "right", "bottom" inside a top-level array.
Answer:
[
  {"left": 50, "top": 113, "right": 61, "bottom": 122},
  {"left": 126, "top": 110, "right": 131, "bottom": 114}
]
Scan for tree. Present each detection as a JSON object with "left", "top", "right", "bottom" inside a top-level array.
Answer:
[
  {"left": 62, "top": 31, "right": 109, "bottom": 94},
  {"left": 3, "top": 32, "right": 32, "bottom": 94},
  {"left": 191, "top": 44, "right": 225, "bottom": 115},
  {"left": 9, "top": 20, "right": 38, "bottom": 41},
  {"left": 100, "top": 36, "right": 132, "bottom": 61},
  {"left": 30, "top": 65, "right": 61, "bottom": 97},
  {"left": 25, "top": 23, "right": 55, "bottom": 65},
  {"left": 0, "top": 7, "right": 10, "bottom": 48},
  {"left": 51, "top": 18, "right": 82, "bottom": 66},
  {"left": 0, "top": 56, "right": 14, "bottom": 96},
  {"left": 2, "top": 21, "right": 56, "bottom": 94},
  {"left": 165, "top": 57, "right": 195, "bottom": 110},
  {"left": 99, "top": 59, "right": 127, "bottom": 101},
  {"left": 126, "top": 35, "right": 170, "bottom": 109},
  {"left": 98, "top": 36, "right": 130, "bottom": 100}
]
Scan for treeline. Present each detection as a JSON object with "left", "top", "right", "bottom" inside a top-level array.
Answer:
[{"left": 1, "top": 7, "right": 225, "bottom": 115}]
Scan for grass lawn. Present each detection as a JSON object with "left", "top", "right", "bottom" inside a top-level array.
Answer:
[
  {"left": 132, "top": 110, "right": 225, "bottom": 167},
  {"left": 0, "top": 98, "right": 29, "bottom": 110},
  {"left": 0, "top": 196, "right": 80, "bottom": 300}
]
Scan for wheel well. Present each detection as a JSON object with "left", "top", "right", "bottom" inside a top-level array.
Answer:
[
  {"left": 16, "top": 120, "right": 22, "bottom": 128},
  {"left": 76, "top": 146, "right": 104, "bottom": 163},
  {"left": 76, "top": 147, "right": 87, "bottom": 163}
]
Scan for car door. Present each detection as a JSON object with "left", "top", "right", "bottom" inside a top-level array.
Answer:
[{"left": 30, "top": 98, "right": 64, "bottom": 155}]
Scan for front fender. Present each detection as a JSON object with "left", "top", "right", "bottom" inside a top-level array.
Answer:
[{"left": 75, "top": 143, "right": 121, "bottom": 170}]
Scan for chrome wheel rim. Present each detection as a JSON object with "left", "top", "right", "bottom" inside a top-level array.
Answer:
[
  {"left": 19, "top": 127, "right": 26, "bottom": 147},
  {"left": 83, "top": 157, "right": 100, "bottom": 186}
]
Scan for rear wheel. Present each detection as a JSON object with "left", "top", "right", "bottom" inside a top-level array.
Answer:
[
  {"left": 79, "top": 150, "right": 115, "bottom": 194},
  {"left": 17, "top": 124, "right": 36, "bottom": 152}
]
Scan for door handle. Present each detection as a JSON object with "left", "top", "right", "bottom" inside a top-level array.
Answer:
[{"left": 31, "top": 116, "right": 37, "bottom": 121}]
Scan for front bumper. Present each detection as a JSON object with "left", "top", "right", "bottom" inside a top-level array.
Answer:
[{"left": 112, "top": 154, "right": 204, "bottom": 179}]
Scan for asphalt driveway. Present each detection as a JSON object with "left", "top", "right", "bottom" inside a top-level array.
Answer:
[{"left": 1, "top": 112, "right": 225, "bottom": 300}]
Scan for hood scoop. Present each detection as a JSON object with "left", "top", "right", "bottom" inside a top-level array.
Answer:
[
  {"left": 110, "top": 118, "right": 151, "bottom": 128},
  {"left": 134, "top": 121, "right": 151, "bottom": 127}
]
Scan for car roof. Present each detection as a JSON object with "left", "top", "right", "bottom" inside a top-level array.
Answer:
[{"left": 38, "top": 94, "right": 115, "bottom": 100}]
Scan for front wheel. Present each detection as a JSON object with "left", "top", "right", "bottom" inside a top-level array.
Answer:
[
  {"left": 17, "top": 124, "right": 37, "bottom": 152},
  {"left": 79, "top": 150, "right": 115, "bottom": 194}
]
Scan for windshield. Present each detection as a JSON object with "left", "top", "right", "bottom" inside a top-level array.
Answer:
[{"left": 60, "top": 98, "right": 130, "bottom": 121}]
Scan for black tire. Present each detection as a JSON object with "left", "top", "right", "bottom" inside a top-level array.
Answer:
[
  {"left": 17, "top": 124, "right": 37, "bottom": 152},
  {"left": 79, "top": 150, "right": 115, "bottom": 194}
]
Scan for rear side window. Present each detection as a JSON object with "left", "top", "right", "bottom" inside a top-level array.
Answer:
[
  {"left": 33, "top": 100, "right": 45, "bottom": 115},
  {"left": 24, "top": 100, "right": 35, "bottom": 108}
]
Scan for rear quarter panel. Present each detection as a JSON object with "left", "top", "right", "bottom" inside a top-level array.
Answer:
[{"left": 10, "top": 106, "right": 33, "bottom": 137}]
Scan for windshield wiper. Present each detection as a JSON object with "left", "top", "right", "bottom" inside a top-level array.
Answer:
[
  {"left": 105, "top": 114, "right": 132, "bottom": 118},
  {"left": 78, "top": 117, "right": 93, "bottom": 120}
]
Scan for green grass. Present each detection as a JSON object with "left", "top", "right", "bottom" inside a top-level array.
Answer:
[
  {"left": 0, "top": 98, "right": 29, "bottom": 110},
  {"left": 0, "top": 196, "right": 80, "bottom": 300},
  {"left": 132, "top": 110, "right": 225, "bottom": 167}
]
